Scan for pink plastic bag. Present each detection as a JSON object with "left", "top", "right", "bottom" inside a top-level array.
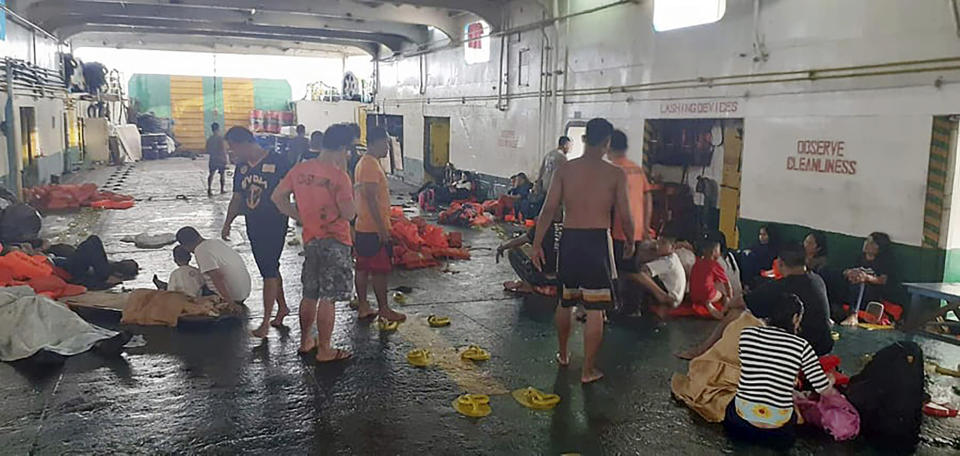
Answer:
[{"left": 795, "top": 393, "right": 860, "bottom": 441}]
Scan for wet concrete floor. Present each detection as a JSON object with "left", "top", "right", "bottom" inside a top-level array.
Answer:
[{"left": 1, "top": 157, "right": 958, "bottom": 455}]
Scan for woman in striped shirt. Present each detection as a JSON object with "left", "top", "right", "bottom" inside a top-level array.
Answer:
[{"left": 725, "top": 293, "right": 838, "bottom": 449}]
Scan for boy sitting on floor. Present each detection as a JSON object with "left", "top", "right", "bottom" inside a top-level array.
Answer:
[
  {"left": 153, "top": 246, "right": 207, "bottom": 298},
  {"left": 690, "top": 239, "right": 732, "bottom": 320}
]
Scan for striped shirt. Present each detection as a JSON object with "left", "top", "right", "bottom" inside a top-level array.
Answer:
[{"left": 736, "top": 326, "right": 830, "bottom": 409}]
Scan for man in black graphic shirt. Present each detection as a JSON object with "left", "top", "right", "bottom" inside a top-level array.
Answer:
[{"left": 223, "top": 126, "right": 292, "bottom": 338}]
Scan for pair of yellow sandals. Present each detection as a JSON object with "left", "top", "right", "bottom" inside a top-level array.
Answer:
[
  {"left": 452, "top": 388, "right": 561, "bottom": 417},
  {"left": 406, "top": 345, "right": 490, "bottom": 367},
  {"left": 380, "top": 315, "right": 451, "bottom": 331}
]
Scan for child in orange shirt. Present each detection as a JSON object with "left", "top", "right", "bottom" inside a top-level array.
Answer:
[{"left": 689, "top": 239, "right": 732, "bottom": 319}]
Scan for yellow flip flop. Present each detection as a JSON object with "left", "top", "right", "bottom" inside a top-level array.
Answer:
[
  {"left": 452, "top": 394, "right": 491, "bottom": 418},
  {"left": 428, "top": 315, "right": 451, "bottom": 327},
  {"left": 460, "top": 345, "right": 491, "bottom": 362},
  {"left": 393, "top": 292, "right": 408, "bottom": 304},
  {"left": 378, "top": 318, "right": 400, "bottom": 331},
  {"left": 349, "top": 298, "right": 360, "bottom": 309},
  {"left": 512, "top": 387, "right": 561, "bottom": 410},
  {"left": 406, "top": 349, "right": 431, "bottom": 367},
  {"left": 857, "top": 323, "right": 894, "bottom": 330}
]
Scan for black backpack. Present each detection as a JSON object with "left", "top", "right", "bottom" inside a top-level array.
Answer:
[{"left": 845, "top": 341, "right": 927, "bottom": 448}]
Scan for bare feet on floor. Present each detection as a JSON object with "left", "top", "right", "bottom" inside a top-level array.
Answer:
[
  {"left": 298, "top": 337, "right": 318, "bottom": 354},
  {"left": 379, "top": 309, "right": 407, "bottom": 322},
  {"left": 581, "top": 367, "right": 604, "bottom": 384},
  {"left": 251, "top": 322, "right": 270, "bottom": 339},
  {"left": 841, "top": 315, "right": 859, "bottom": 327},
  {"left": 271, "top": 306, "right": 290, "bottom": 327},
  {"left": 357, "top": 302, "right": 378, "bottom": 320},
  {"left": 556, "top": 352, "right": 570, "bottom": 367},
  {"left": 316, "top": 347, "right": 352, "bottom": 363}
]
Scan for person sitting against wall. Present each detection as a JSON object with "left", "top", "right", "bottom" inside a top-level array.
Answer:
[
  {"left": 498, "top": 173, "right": 534, "bottom": 220},
  {"left": 838, "top": 232, "right": 894, "bottom": 326},
  {"left": 740, "top": 224, "right": 780, "bottom": 289},
  {"left": 724, "top": 292, "right": 838, "bottom": 450},
  {"left": 803, "top": 230, "right": 845, "bottom": 310}
]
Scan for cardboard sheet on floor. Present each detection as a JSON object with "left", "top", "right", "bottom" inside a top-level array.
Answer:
[{"left": 62, "top": 290, "right": 242, "bottom": 327}]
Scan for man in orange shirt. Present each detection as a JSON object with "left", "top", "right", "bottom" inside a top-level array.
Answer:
[
  {"left": 608, "top": 129, "right": 652, "bottom": 314},
  {"left": 354, "top": 126, "right": 406, "bottom": 323},
  {"left": 271, "top": 123, "right": 356, "bottom": 363}
]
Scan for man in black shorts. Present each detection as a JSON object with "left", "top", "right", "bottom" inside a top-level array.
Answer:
[
  {"left": 222, "top": 126, "right": 292, "bottom": 338},
  {"left": 533, "top": 118, "right": 634, "bottom": 384},
  {"left": 206, "top": 122, "right": 227, "bottom": 196}
]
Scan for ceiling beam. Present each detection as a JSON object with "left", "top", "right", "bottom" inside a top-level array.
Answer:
[
  {"left": 56, "top": 17, "right": 408, "bottom": 52},
  {"left": 64, "top": 24, "right": 384, "bottom": 56},
  {"left": 70, "top": 31, "right": 371, "bottom": 57},
  {"left": 30, "top": 0, "right": 431, "bottom": 45},
  {"left": 20, "top": 0, "right": 486, "bottom": 39}
]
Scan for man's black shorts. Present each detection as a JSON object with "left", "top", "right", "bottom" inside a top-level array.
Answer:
[
  {"left": 247, "top": 218, "right": 287, "bottom": 279},
  {"left": 558, "top": 228, "right": 615, "bottom": 311}
]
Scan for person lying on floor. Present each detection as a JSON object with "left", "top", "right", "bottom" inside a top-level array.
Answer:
[
  {"left": 497, "top": 219, "right": 559, "bottom": 296},
  {"left": 676, "top": 243, "right": 834, "bottom": 359},
  {"left": 152, "top": 245, "right": 212, "bottom": 298},
  {"left": 689, "top": 239, "right": 733, "bottom": 320},
  {"left": 839, "top": 232, "right": 894, "bottom": 326},
  {"left": 619, "top": 235, "right": 686, "bottom": 318},
  {"left": 0, "top": 286, "right": 132, "bottom": 367},
  {"left": 5, "top": 236, "right": 138, "bottom": 291},
  {"left": 724, "top": 292, "right": 838, "bottom": 450}
]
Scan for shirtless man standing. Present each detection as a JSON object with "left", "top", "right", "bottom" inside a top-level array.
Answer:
[{"left": 532, "top": 118, "right": 635, "bottom": 384}]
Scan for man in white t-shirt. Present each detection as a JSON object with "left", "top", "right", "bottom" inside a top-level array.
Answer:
[
  {"left": 175, "top": 226, "right": 251, "bottom": 304},
  {"left": 624, "top": 236, "right": 687, "bottom": 316}
]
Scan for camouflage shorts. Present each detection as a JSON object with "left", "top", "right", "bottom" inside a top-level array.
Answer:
[{"left": 302, "top": 238, "right": 353, "bottom": 301}]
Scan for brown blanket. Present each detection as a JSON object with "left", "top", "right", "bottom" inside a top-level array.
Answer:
[
  {"left": 120, "top": 290, "right": 220, "bottom": 327},
  {"left": 670, "top": 311, "right": 764, "bottom": 422}
]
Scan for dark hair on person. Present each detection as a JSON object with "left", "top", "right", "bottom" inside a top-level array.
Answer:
[
  {"left": 515, "top": 172, "right": 528, "bottom": 182},
  {"left": 584, "top": 118, "right": 614, "bottom": 147},
  {"left": 176, "top": 226, "right": 202, "bottom": 246},
  {"left": 759, "top": 224, "right": 780, "bottom": 246},
  {"left": 322, "top": 123, "right": 356, "bottom": 151},
  {"left": 309, "top": 131, "right": 324, "bottom": 150},
  {"left": 807, "top": 231, "right": 828, "bottom": 257},
  {"left": 210, "top": 122, "right": 220, "bottom": 132},
  {"left": 296, "top": 124, "right": 306, "bottom": 134},
  {"left": 367, "top": 126, "right": 389, "bottom": 144},
  {"left": 111, "top": 259, "right": 139, "bottom": 278},
  {"left": 868, "top": 232, "right": 892, "bottom": 256},
  {"left": 224, "top": 126, "right": 256, "bottom": 144},
  {"left": 559, "top": 136, "right": 571, "bottom": 146},
  {"left": 704, "top": 230, "right": 729, "bottom": 254},
  {"left": 766, "top": 293, "right": 805, "bottom": 333},
  {"left": 610, "top": 129, "right": 628, "bottom": 151},
  {"left": 696, "top": 239, "right": 720, "bottom": 257},
  {"left": 173, "top": 245, "right": 192, "bottom": 264},
  {"left": 778, "top": 242, "right": 806, "bottom": 268}
]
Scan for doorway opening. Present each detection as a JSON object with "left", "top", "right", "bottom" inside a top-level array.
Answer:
[
  {"left": 643, "top": 118, "right": 744, "bottom": 247},
  {"left": 424, "top": 116, "right": 450, "bottom": 182}
]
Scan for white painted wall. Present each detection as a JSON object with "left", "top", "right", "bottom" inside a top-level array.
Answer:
[
  {"left": 377, "top": 0, "right": 960, "bottom": 247},
  {"left": 741, "top": 115, "right": 932, "bottom": 246},
  {"left": 294, "top": 100, "right": 365, "bottom": 134}
]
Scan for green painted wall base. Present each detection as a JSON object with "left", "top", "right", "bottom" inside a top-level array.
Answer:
[{"left": 738, "top": 218, "right": 945, "bottom": 304}]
